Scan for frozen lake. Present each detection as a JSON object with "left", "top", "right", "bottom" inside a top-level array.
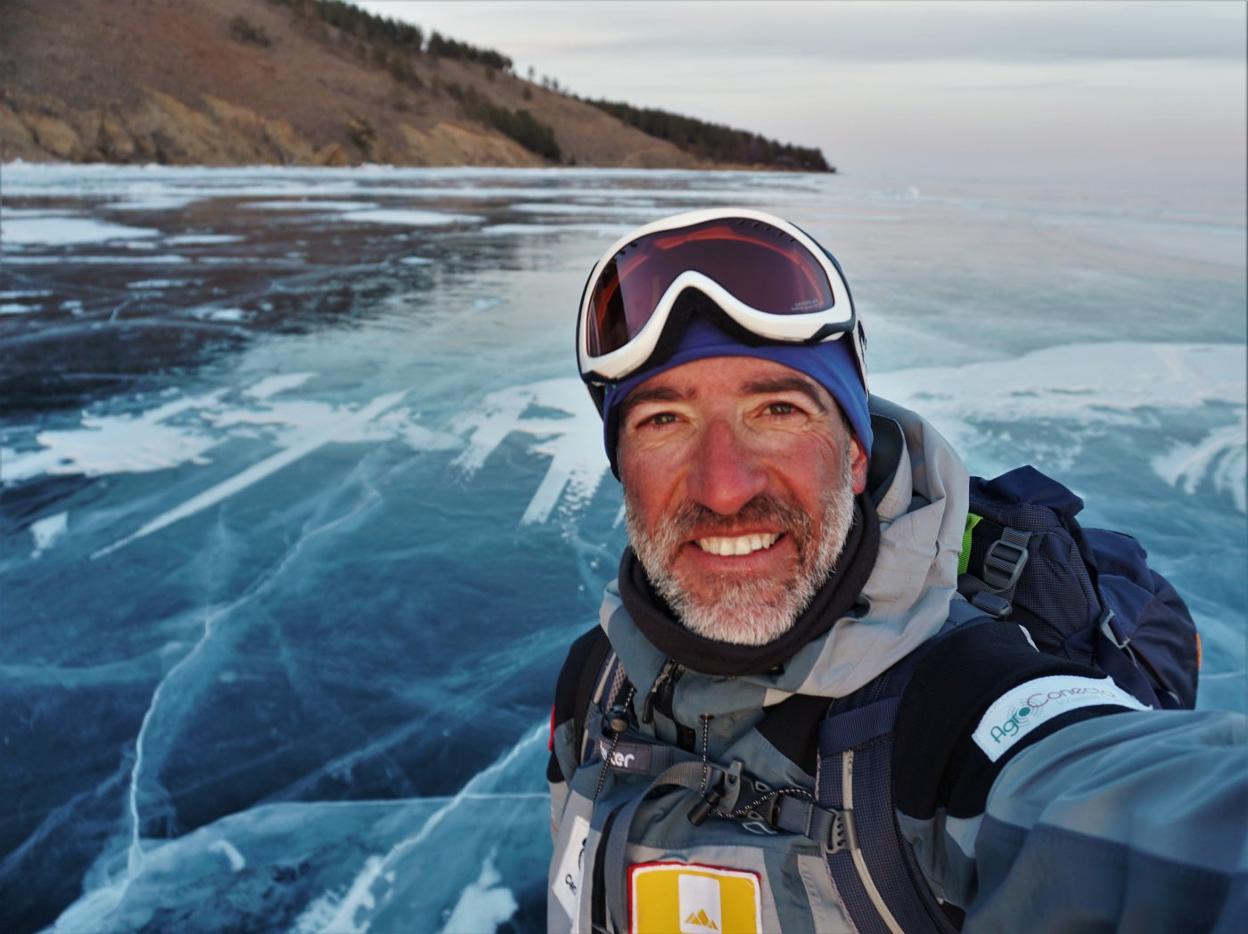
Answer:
[{"left": 1, "top": 163, "right": 1245, "bottom": 932}]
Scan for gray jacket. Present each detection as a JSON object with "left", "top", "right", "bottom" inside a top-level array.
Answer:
[{"left": 548, "top": 398, "right": 1246, "bottom": 932}]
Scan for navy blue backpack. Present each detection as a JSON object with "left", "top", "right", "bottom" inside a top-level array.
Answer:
[{"left": 958, "top": 465, "right": 1200, "bottom": 710}]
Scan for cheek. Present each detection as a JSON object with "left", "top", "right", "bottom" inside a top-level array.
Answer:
[
  {"left": 620, "top": 446, "right": 684, "bottom": 523},
  {"left": 779, "top": 442, "right": 850, "bottom": 510}
]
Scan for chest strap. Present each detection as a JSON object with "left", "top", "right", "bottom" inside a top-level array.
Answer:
[{"left": 595, "top": 750, "right": 854, "bottom": 932}]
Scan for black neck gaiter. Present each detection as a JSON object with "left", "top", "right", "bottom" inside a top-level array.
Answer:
[{"left": 617, "top": 493, "right": 881, "bottom": 676}]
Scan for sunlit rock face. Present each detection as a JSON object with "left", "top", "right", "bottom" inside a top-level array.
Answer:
[{"left": 1, "top": 164, "right": 1244, "bottom": 932}]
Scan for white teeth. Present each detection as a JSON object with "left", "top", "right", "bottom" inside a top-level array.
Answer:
[{"left": 695, "top": 532, "right": 780, "bottom": 556}]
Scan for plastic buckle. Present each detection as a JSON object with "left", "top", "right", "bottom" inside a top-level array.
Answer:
[
  {"left": 1099, "top": 608, "right": 1140, "bottom": 667},
  {"left": 688, "top": 761, "right": 743, "bottom": 826},
  {"left": 970, "top": 590, "right": 1013, "bottom": 619},
  {"left": 827, "top": 809, "right": 856, "bottom": 855},
  {"left": 982, "top": 531, "right": 1030, "bottom": 592}
]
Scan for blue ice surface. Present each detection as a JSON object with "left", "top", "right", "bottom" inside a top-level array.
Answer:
[{"left": 0, "top": 164, "right": 1244, "bottom": 932}]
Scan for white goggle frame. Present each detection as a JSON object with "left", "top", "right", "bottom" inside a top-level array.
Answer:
[{"left": 577, "top": 208, "right": 865, "bottom": 389}]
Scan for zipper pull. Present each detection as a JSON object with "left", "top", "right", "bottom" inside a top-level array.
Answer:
[{"left": 641, "top": 659, "right": 679, "bottom": 724}]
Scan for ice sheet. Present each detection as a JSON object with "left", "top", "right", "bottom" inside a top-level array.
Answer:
[
  {"left": 3, "top": 215, "right": 160, "bottom": 246},
  {"left": 3, "top": 164, "right": 1243, "bottom": 934}
]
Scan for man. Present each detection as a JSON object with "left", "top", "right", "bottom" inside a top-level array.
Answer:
[{"left": 547, "top": 209, "right": 1244, "bottom": 933}]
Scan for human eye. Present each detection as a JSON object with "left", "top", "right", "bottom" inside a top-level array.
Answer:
[
  {"left": 764, "top": 401, "right": 798, "bottom": 417},
  {"left": 639, "top": 411, "right": 680, "bottom": 428}
]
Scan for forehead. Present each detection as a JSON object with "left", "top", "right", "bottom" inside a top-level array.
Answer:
[{"left": 622, "top": 355, "right": 833, "bottom": 406}]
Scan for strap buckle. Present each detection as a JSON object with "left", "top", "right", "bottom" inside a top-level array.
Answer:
[
  {"left": 687, "top": 760, "right": 743, "bottom": 826},
  {"left": 969, "top": 590, "right": 1013, "bottom": 619},
  {"left": 982, "top": 528, "right": 1031, "bottom": 592}
]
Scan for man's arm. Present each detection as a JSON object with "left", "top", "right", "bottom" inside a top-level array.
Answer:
[{"left": 894, "top": 619, "right": 1247, "bottom": 930}]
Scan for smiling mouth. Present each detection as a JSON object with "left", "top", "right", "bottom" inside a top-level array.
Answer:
[{"left": 693, "top": 532, "right": 782, "bottom": 557}]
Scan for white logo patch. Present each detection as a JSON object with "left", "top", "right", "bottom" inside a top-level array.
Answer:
[
  {"left": 552, "top": 815, "right": 590, "bottom": 923},
  {"left": 972, "top": 675, "right": 1147, "bottom": 762},
  {"left": 678, "top": 874, "right": 723, "bottom": 933}
]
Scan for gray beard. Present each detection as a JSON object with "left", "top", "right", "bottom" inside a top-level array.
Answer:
[{"left": 625, "top": 444, "right": 856, "bottom": 646}]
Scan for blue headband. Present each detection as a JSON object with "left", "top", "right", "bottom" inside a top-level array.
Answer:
[{"left": 602, "top": 315, "right": 872, "bottom": 476}]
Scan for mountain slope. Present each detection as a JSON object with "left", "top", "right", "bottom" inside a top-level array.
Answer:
[{"left": 0, "top": 0, "right": 829, "bottom": 171}]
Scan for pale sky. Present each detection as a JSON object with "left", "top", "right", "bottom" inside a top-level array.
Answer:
[{"left": 358, "top": 1, "right": 1246, "bottom": 188}]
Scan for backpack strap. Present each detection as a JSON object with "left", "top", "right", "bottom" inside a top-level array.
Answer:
[
  {"left": 549, "top": 626, "right": 618, "bottom": 783},
  {"left": 816, "top": 605, "right": 986, "bottom": 934}
]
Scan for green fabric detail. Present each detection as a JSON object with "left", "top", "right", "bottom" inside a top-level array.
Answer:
[{"left": 959, "top": 512, "right": 983, "bottom": 576}]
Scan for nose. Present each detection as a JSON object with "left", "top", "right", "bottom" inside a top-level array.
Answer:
[{"left": 685, "top": 419, "right": 768, "bottom": 516}]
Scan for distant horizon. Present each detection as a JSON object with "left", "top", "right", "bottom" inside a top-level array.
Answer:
[{"left": 359, "top": 0, "right": 1247, "bottom": 195}]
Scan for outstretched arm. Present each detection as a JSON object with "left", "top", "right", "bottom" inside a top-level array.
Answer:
[{"left": 894, "top": 620, "right": 1247, "bottom": 930}]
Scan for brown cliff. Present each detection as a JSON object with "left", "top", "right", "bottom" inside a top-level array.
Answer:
[{"left": 0, "top": 0, "right": 806, "bottom": 170}]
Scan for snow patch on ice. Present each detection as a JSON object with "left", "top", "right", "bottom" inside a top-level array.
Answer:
[
  {"left": 439, "top": 850, "right": 517, "bottom": 934},
  {"left": 1, "top": 376, "right": 458, "bottom": 556},
  {"left": 398, "top": 256, "right": 432, "bottom": 266},
  {"left": 0, "top": 303, "right": 38, "bottom": 315},
  {"left": 480, "top": 222, "right": 631, "bottom": 237},
  {"left": 873, "top": 341, "right": 1245, "bottom": 460},
  {"left": 295, "top": 855, "right": 385, "bottom": 934},
  {"left": 454, "top": 378, "right": 605, "bottom": 525},
  {"left": 1, "top": 390, "right": 228, "bottom": 483},
  {"left": 30, "top": 511, "right": 68, "bottom": 557},
  {"left": 244, "top": 200, "right": 378, "bottom": 211},
  {"left": 128, "top": 278, "right": 189, "bottom": 289},
  {"left": 511, "top": 201, "right": 652, "bottom": 216},
  {"left": 93, "top": 391, "right": 408, "bottom": 557},
  {"left": 166, "top": 234, "right": 243, "bottom": 245},
  {"left": 3, "top": 216, "right": 160, "bottom": 246},
  {"left": 1151, "top": 416, "right": 1247, "bottom": 513},
  {"left": 341, "top": 208, "right": 482, "bottom": 227},
  {"left": 5, "top": 254, "right": 188, "bottom": 265},
  {"left": 244, "top": 373, "right": 316, "bottom": 399},
  {"left": 1, "top": 207, "right": 74, "bottom": 220},
  {"left": 208, "top": 839, "right": 246, "bottom": 872},
  {"left": 194, "top": 307, "right": 248, "bottom": 323},
  {"left": 0, "top": 289, "right": 53, "bottom": 299}
]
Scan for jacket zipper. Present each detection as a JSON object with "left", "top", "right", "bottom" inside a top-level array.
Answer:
[{"left": 641, "top": 660, "right": 696, "bottom": 749}]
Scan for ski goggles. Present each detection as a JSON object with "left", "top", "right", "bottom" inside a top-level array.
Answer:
[{"left": 576, "top": 208, "right": 865, "bottom": 388}]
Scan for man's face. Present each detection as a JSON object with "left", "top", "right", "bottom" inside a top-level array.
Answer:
[{"left": 618, "top": 356, "right": 868, "bottom": 646}]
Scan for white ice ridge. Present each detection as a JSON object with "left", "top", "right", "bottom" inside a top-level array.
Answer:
[
  {"left": 1151, "top": 415, "right": 1247, "bottom": 513},
  {"left": 454, "top": 377, "right": 606, "bottom": 525},
  {"left": 455, "top": 342, "right": 1245, "bottom": 525}
]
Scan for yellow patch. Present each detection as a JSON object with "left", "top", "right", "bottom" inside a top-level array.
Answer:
[{"left": 628, "top": 861, "right": 762, "bottom": 934}]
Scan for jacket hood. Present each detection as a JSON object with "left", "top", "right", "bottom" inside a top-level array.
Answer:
[{"left": 598, "top": 395, "right": 969, "bottom": 712}]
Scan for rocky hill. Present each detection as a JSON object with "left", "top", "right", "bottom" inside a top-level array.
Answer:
[{"left": 0, "top": 0, "right": 832, "bottom": 171}]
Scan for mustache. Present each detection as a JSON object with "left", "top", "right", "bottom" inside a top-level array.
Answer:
[{"left": 659, "top": 494, "right": 814, "bottom": 546}]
